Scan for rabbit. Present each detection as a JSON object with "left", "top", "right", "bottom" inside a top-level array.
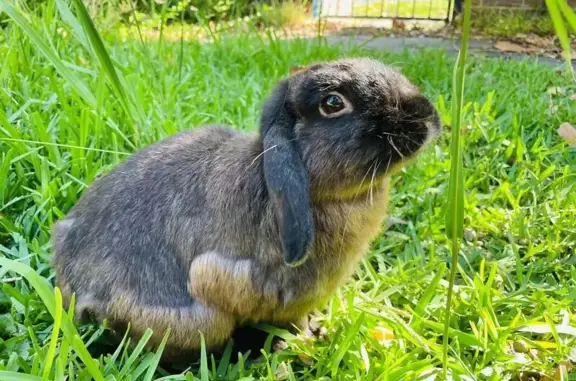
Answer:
[{"left": 51, "top": 57, "right": 441, "bottom": 360}]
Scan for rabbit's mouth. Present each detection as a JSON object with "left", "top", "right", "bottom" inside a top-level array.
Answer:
[
  {"left": 392, "top": 107, "right": 440, "bottom": 152},
  {"left": 372, "top": 112, "right": 441, "bottom": 177}
]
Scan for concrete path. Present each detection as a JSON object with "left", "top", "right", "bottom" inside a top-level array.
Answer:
[{"left": 322, "top": 35, "right": 572, "bottom": 68}]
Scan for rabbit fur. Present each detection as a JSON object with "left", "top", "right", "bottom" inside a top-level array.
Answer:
[{"left": 51, "top": 57, "right": 441, "bottom": 358}]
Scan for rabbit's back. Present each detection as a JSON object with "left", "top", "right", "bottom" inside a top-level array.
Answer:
[{"left": 51, "top": 126, "right": 267, "bottom": 320}]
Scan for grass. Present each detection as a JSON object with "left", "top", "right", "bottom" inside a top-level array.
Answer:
[
  {"left": 465, "top": 9, "right": 556, "bottom": 37},
  {"left": 442, "top": 0, "right": 471, "bottom": 376},
  {"left": 546, "top": 0, "right": 576, "bottom": 77},
  {"left": 1, "top": 0, "right": 576, "bottom": 379},
  {"left": 258, "top": 0, "right": 311, "bottom": 28}
]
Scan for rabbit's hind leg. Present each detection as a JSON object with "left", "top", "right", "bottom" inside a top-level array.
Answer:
[{"left": 104, "top": 292, "right": 236, "bottom": 355}]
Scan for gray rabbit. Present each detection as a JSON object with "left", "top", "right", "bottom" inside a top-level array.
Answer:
[{"left": 51, "top": 58, "right": 441, "bottom": 358}]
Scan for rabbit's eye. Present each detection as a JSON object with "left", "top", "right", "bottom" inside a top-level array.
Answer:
[{"left": 319, "top": 92, "right": 350, "bottom": 117}]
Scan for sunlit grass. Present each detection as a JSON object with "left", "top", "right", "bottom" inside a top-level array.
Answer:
[
  {"left": 0, "top": 0, "right": 575, "bottom": 379},
  {"left": 546, "top": 0, "right": 576, "bottom": 76},
  {"left": 442, "top": 0, "right": 471, "bottom": 376}
]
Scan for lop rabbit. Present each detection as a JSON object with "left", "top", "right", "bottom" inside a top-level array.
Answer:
[{"left": 51, "top": 58, "right": 441, "bottom": 358}]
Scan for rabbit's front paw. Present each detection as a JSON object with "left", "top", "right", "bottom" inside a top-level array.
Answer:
[
  {"left": 189, "top": 252, "right": 265, "bottom": 317},
  {"left": 296, "top": 313, "right": 328, "bottom": 343}
]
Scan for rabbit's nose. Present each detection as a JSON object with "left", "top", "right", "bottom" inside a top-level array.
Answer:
[{"left": 401, "top": 95, "right": 436, "bottom": 118}]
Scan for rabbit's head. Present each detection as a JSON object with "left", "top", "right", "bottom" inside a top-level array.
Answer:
[{"left": 260, "top": 58, "right": 441, "bottom": 266}]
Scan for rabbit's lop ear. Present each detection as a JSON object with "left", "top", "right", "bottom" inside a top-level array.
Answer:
[{"left": 260, "top": 79, "right": 314, "bottom": 267}]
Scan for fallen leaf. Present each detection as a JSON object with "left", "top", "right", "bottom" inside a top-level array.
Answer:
[
  {"left": 513, "top": 339, "right": 530, "bottom": 353},
  {"left": 369, "top": 326, "right": 395, "bottom": 343},
  {"left": 463, "top": 228, "right": 477, "bottom": 242},
  {"left": 558, "top": 123, "right": 576, "bottom": 148},
  {"left": 297, "top": 352, "right": 314, "bottom": 366},
  {"left": 290, "top": 65, "right": 306, "bottom": 73},
  {"left": 547, "top": 86, "right": 565, "bottom": 96},
  {"left": 553, "top": 361, "right": 573, "bottom": 380},
  {"left": 392, "top": 19, "right": 406, "bottom": 30},
  {"left": 275, "top": 362, "right": 290, "bottom": 381}
]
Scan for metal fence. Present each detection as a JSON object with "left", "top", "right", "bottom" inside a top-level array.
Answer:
[{"left": 312, "top": 0, "right": 454, "bottom": 22}]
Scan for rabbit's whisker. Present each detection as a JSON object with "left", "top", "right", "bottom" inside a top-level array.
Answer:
[
  {"left": 388, "top": 136, "right": 404, "bottom": 160},
  {"left": 246, "top": 137, "right": 300, "bottom": 171},
  {"left": 384, "top": 155, "right": 393, "bottom": 175},
  {"left": 399, "top": 116, "right": 435, "bottom": 124},
  {"left": 335, "top": 161, "right": 376, "bottom": 263},
  {"left": 369, "top": 159, "right": 381, "bottom": 206},
  {"left": 379, "top": 131, "right": 421, "bottom": 146}
]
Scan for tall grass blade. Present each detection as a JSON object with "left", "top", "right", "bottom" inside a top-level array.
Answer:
[
  {"left": 0, "top": 372, "right": 43, "bottom": 381},
  {"left": 0, "top": 0, "right": 96, "bottom": 107},
  {"left": 330, "top": 313, "right": 365, "bottom": 377},
  {"left": 199, "top": 332, "right": 209, "bottom": 381},
  {"left": 0, "top": 149, "right": 16, "bottom": 206},
  {"left": 413, "top": 262, "right": 446, "bottom": 320},
  {"left": 143, "top": 329, "right": 171, "bottom": 381},
  {"left": 118, "top": 328, "right": 154, "bottom": 378},
  {"left": 71, "top": 335, "right": 105, "bottom": 379},
  {"left": 54, "top": 358, "right": 65, "bottom": 381},
  {"left": 216, "top": 339, "right": 234, "bottom": 377},
  {"left": 54, "top": 0, "right": 90, "bottom": 49},
  {"left": 557, "top": 0, "right": 576, "bottom": 32},
  {"left": 41, "top": 288, "right": 64, "bottom": 381},
  {"left": 69, "top": 0, "right": 144, "bottom": 144},
  {"left": 546, "top": 0, "right": 573, "bottom": 75},
  {"left": 443, "top": 0, "right": 471, "bottom": 376}
]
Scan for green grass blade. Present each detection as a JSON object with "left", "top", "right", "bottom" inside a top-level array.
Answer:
[
  {"left": 128, "top": 353, "right": 156, "bottom": 380},
  {"left": 103, "top": 325, "right": 131, "bottom": 373},
  {"left": 557, "top": 0, "right": 576, "bottom": 32},
  {"left": 413, "top": 262, "right": 446, "bottom": 320},
  {"left": 0, "top": 0, "right": 97, "bottom": 107},
  {"left": 199, "top": 332, "right": 209, "bottom": 381},
  {"left": 216, "top": 339, "right": 234, "bottom": 377},
  {"left": 0, "top": 258, "right": 106, "bottom": 381},
  {"left": 71, "top": 335, "right": 104, "bottom": 380},
  {"left": 54, "top": 358, "right": 65, "bottom": 381},
  {"left": 0, "top": 137, "right": 131, "bottom": 156},
  {"left": 118, "top": 328, "right": 153, "bottom": 378},
  {"left": 25, "top": 325, "right": 42, "bottom": 375},
  {"left": 41, "top": 287, "right": 64, "bottom": 381},
  {"left": 143, "top": 328, "right": 171, "bottom": 381},
  {"left": 330, "top": 312, "right": 365, "bottom": 377},
  {"left": 69, "top": 0, "right": 144, "bottom": 144},
  {"left": 418, "top": 319, "right": 482, "bottom": 347},
  {"left": 0, "top": 371, "right": 43, "bottom": 381},
  {"left": 54, "top": 0, "right": 89, "bottom": 49},
  {"left": 0, "top": 148, "right": 16, "bottom": 206},
  {"left": 443, "top": 0, "right": 472, "bottom": 376},
  {"left": 546, "top": 0, "right": 573, "bottom": 75}
]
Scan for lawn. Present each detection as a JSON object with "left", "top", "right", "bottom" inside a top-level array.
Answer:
[{"left": 1, "top": 1, "right": 576, "bottom": 380}]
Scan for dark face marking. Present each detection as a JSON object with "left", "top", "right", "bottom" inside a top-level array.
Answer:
[{"left": 288, "top": 58, "right": 441, "bottom": 193}]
